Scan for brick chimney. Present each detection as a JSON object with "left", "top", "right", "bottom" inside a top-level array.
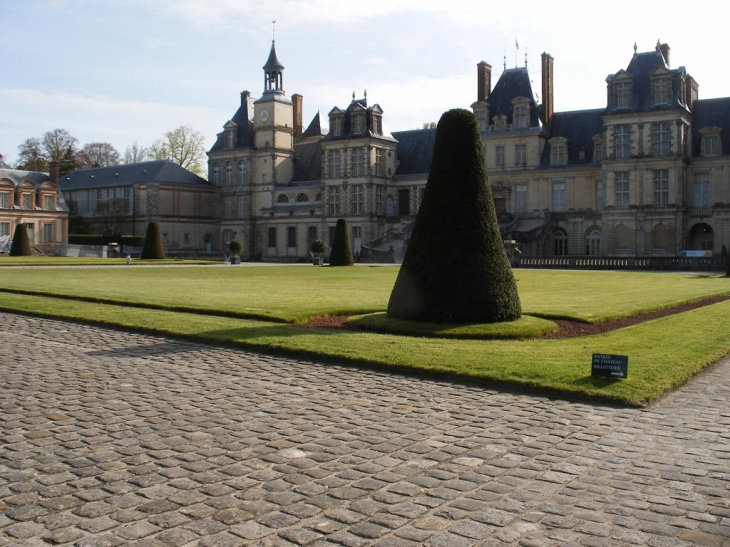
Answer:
[
  {"left": 292, "top": 94, "right": 303, "bottom": 137},
  {"left": 541, "top": 53, "right": 554, "bottom": 130},
  {"left": 49, "top": 161, "right": 60, "bottom": 184},
  {"left": 657, "top": 41, "right": 670, "bottom": 67},
  {"left": 477, "top": 61, "right": 492, "bottom": 102}
]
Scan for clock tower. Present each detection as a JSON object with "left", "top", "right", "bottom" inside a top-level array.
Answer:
[{"left": 254, "top": 40, "right": 294, "bottom": 188}]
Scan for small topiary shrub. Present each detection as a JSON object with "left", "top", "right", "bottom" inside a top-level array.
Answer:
[
  {"left": 229, "top": 239, "right": 243, "bottom": 256},
  {"left": 310, "top": 239, "right": 327, "bottom": 255},
  {"left": 140, "top": 222, "right": 165, "bottom": 260},
  {"left": 9, "top": 224, "right": 32, "bottom": 256},
  {"left": 329, "top": 218, "right": 354, "bottom": 266},
  {"left": 387, "top": 108, "right": 521, "bottom": 323}
]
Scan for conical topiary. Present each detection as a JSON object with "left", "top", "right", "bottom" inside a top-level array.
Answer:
[
  {"left": 9, "top": 223, "right": 32, "bottom": 256},
  {"left": 140, "top": 221, "right": 165, "bottom": 260},
  {"left": 387, "top": 108, "right": 521, "bottom": 323},
  {"left": 329, "top": 218, "right": 354, "bottom": 266}
]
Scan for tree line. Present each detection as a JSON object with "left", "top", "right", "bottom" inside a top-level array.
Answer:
[{"left": 2, "top": 125, "right": 207, "bottom": 177}]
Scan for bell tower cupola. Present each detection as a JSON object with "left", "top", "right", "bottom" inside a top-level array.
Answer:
[{"left": 263, "top": 40, "right": 285, "bottom": 96}]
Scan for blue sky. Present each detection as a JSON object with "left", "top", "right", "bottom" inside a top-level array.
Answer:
[{"left": 2, "top": 0, "right": 726, "bottom": 167}]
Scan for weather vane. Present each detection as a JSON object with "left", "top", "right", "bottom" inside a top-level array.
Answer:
[{"left": 272, "top": 20, "right": 277, "bottom": 40}]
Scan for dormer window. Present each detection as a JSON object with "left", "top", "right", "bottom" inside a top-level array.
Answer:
[
  {"left": 352, "top": 113, "right": 366, "bottom": 134},
  {"left": 494, "top": 115, "right": 507, "bottom": 131},
  {"left": 227, "top": 130, "right": 236, "bottom": 149},
  {"left": 331, "top": 116, "right": 343, "bottom": 137},
  {"left": 549, "top": 138, "right": 568, "bottom": 166},
  {"left": 511, "top": 97, "right": 530, "bottom": 129},
  {"left": 651, "top": 76, "right": 671, "bottom": 105},
  {"left": 592, "top": 134, "right": 604, "bottom": 163},
  {"left": 700, "top": 127, "right": 721, "bottom": 157},
  {"left": 612, "top": 79, "right": 633, "bottom": 109},
  {"left": 372, "top": 114, "right": 382, "bottom": 135}
]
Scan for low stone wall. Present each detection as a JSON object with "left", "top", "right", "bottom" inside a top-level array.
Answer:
[{"left": 518, "top": 255, "right": 727, "bottom": 272}]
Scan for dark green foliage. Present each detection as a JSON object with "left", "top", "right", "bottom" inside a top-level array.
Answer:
[
  {"left": 388, "top": 108, "right": 521, "bottom": 323},
  {"left": 9, "top": 224, "right": 32, "bottom": 256},
  {"left": 140, "top": 222, "right": 165, "bottom": 260},
  {"left": 329, "top": 218, "right": 354, "bottom": 266},
  {"left": 722, "top": 244, "right": 728, "bottom": 257},
  {"left": 229, "top": 239, "right": 243, "bottom": 256},
  {"left": 310, "top": 239, "right": 327, "bottom": 254}
]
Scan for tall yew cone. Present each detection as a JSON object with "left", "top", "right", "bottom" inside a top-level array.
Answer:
[
  {"left": 9, "top": 223, "right": 32, "bottom": 256},
  {"left": 140, "top": 221, "right": 165, "bottom": 260},
  {"left": 387, "top": 109, "right": 521, "bottom": 323},
  {"left": 329, "top": 218, "right": 354, "bottom": 266}
]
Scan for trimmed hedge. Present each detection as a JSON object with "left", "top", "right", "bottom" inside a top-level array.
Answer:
[
  {"left": 140, "top": 222, "right": 165, "bottom": 260},
  {"left": 387, "top": 108, "right": 522, "bottom": 323},
  {"left": 9, "top": 224, "right": 32, "bottom": 256},
  {"left": 329, "top": 218, "right": 354, "bottom": 266}
]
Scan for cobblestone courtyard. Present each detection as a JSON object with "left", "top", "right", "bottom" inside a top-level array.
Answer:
[{"left": 1, "top": 312, "right": 729, "bottom": 546}]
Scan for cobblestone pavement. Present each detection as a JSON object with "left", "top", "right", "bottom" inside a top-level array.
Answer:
[{"left": 1, "top": 313, "right": 729, "bottom": 547}]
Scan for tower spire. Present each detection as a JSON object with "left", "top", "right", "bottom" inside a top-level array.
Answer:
[{"left": 262, "top": 38, "right": 284, "bottom": 95}]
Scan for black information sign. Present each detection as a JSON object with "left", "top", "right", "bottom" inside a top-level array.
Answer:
[{"left": 591, "top": 354, "right": 628, "bottom": 379}]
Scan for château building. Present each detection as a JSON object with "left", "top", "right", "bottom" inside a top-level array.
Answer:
[{"left": 208, "top": 40, "right": 730, "bottom": 261}]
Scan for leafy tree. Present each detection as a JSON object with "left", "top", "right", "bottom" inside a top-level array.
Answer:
[
  {"left": 78, "top": 142, "right": 121, "bottom": 169},
  {"left": 310, "top": 240, "right": 327, "bottom": 255},
  {"left": 0, "top": 153, "right": 10, "bottom": 168},
  {"left": 387, "top": 108, "right": 521, "bottom": 323},
  {"left": 16, "top": 137, "right": 47, "bottom": 171},
  {"left": 9, "top": 224, "right": 32, "bottom": 256},
  {"left": 59, "top": 147, "right": 78, "bottom": 176},
  {"left": 43, "top": 128, "right": 78, "bottom": 163},
  {"left": 94, "top": 198, "right": 130, "bottom": 237},
  {"left": 329, "top": 218, "right": 354, "bottom": 266},
  {"left": 422, "top": 122, "right": 437, "bottom": 129},
  {"left": 124, "top": 141, "right": 149, "bottom": 164},
  {"left": 150, "top": 125, "right": 206, "bottom": 176},
  {"left": 141, "top": 221, "right": 165, "bottom": 259}
]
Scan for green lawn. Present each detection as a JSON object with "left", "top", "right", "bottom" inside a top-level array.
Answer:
[{"left": 0, "top": 262, "right": 728, "bottom": 406}]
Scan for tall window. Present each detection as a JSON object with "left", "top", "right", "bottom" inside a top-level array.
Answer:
[
  {"left": 308, "top": 226, "right": 317, "bottom": 244},
  {"left": 42, "top": 224, "right": 53, "bottom": 243},
  {"left": 613, "top": 80, "right": 633, "bottom": 108},
  {"left": 0, "top": 192, "right": 10, "bottom": 208},
  {"left": 326, "top": 186, "right": 340, "bottom": 216},
  {"left": 651, "top": 77, "right": 671, "bottom": 105},
  {"left": 596, "top": 180, "right": 605, "bottom": 210},
  {"left": 212, "top": 164, "right": 220, "bottom": 185},
  {"left": 372, "top": 115, "right": 382, "bottom": 135},
  {"left": 614, "top": 125, "right": 631, "bottom": 159},
  {"left": 515, "top": 184, "right": 527, "bottom": 213},
  {"left": 267, "top": 227, "right": 276, "bottom": 248},
  {"left": 553, "top": 228, "right": 568, "bottom": 255},
  {"left": 652, "top": 122, "right": 671, "bottom": 157},
  {"left": 239, "top": 160, "right": 249, "bottom": 184},
  {"left": 224, "top": 196, "right": 233, "bottom": 219},
  {"left": 703, "top": 135, "right": 719, "bottom": 156},
  {"left": 42, "top": 195, "right": 53, "bottom": 210},
  {"left": 398, "top": 189, "right": 410, "bottom": 216},
  {"left": 495, "top": 146, "right": 505, "bottom": 167},
  {"left": 375, "top": 149, "right": 386, "bottom": 176},
  {"left": 287, "top": 227, "right": 296, "bottom": 248},
  {"left": 0, "top": 222, "right": 9, "bottom": 237},
  {"left": 653, "top": 169, "right": 669, "bottom": 207},
  {"left": 694, "top": 172, "right": 710, "bottom": 207},
  {"left": 225, "top": 161, "right": 232, "bottom": 185},
  {"left": 352, "top": 113, "right": 366, "bottom": 134},
  {"left": 515, "top": 145, "right": 526, "bottom": 166},
  {"left": 327, "top": 150, "right": 342, "bottom": 178},
  {"left": 351, "top": 148, "right": 365, "bottom": 177},
  {"left": 615, "top": 171, "right": 630, "bottom": 208},
  {"left": 21, "top": 193, "right": 32, "bottom": 209},
  {"left": 227, "top": 130, "right": 235, "bottom": 148},
  {"left": 551, "top": 144, "right": 567, "bottom": 166},
  {"left": 331, "top": 116, "right": 343, "bottom": 136},
  {"left": 552, "top": 182, "right": 565, "bottom": 212},
  {"left": 586, "top": 229, "right": 602, "bottom": 256},
  {"left": 375, "top": 186, "right": 384, "bottom": 215},
  {"left": 350, "top": 185, "right": 364, "bottom": 215},
  {"left": 238, "top": 196, "right": 246, "bottom": 218}
]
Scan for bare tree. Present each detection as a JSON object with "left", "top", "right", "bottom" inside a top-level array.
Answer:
[
  {"left": 0, "top": 154, "right": 10, "bottom": 168},
  {"left": 150, "top": 125, "right": 206, "bottom": 176},
  {"left": 123, "top": 141, "right": 149, "bottom": 164},
  {"left": 78, "top": 142, "right": 121, "bottom": 168},
  {"left": 16, "top": 137, "right": 48, "bottom": 171},
  {"left": 42, "top": 128, "right": 78, "bottom": 163},
  {"left": 94, "top": 198, "right": 131, "bottom": 237}
]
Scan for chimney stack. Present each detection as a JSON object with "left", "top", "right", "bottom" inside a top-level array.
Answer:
[
  {"left": 477, "top": 61, "right": 492, "bottom": 102},
  {"left": 292, "top": 94, "right": 303, "bottom": 137},
  {"left": 659, "top": 42, "right": 670, "bottom": 67},
  {"left": 49, "top": 161, "right": 60, "bottom": 184},
  {"left": 541, "top": 53, "right": 554, "bottom": 130}
]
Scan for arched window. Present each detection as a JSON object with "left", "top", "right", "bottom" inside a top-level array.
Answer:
[
  {"left": 296, "top": 193, "right": 308, "bottom": 203},
  {"left": 553, "top": 228, "right": 568, "bottom": 255},
  {"left": 386, "top": 195, "right": 395, "bottom": 216},
  {"left": 585, "top": 228, "right": 602, "bottom": 256},
  {"left": 277, "top": 194, "right": 289, "bottom": 204}
]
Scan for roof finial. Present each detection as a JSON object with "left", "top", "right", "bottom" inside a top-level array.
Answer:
[
  {"left": 633, "top": 42, "right": 637, "bottom": 54},
  {"left": 364, "top": 89, "right": 367, "bottom": 99},
  {"left": 503, "top": 50, "right": 506, "bottom": 70},
  {"left": 352, "top": 91, "right": 355, "bottom": 100},
  {"left": 525, "top": 48, "right": 528, "bottom": 68},
  {"left": 272, "top": 20, "right": 277, "bottom": 41}
]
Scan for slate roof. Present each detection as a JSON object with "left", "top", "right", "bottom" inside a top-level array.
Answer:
[
  {"left": 209, "top": 93, "right": 256, "bottom": 153},
  {"left": 302, "top": 112, "right": 325, "bottom": 139},
  {"left": 392, "top": 129, "right": 436, "bottom": 177},
  {"left": 486, "top": 67, "right": 541, "bottom": 128},
  {"left": 0, "top": 168, "right": 53, "bottom": 186},
  {"left": 691, "top": 98, "right": 730, "bottom": 157},
  {"left": 322, "top": 98, "right": 398, "bottom": 143},
  {"left": 292, "top": 141, "right": 322, "bottom": 182},
  {"left": 541, "top": 109, "right": 604, "bottom": 167},
  {"left": 60, "top": 161, "right": 212, "bottom": 191}
]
